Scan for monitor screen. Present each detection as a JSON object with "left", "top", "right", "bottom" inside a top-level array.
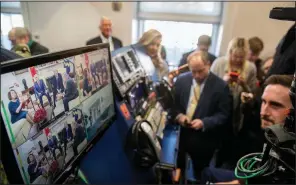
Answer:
[
  {"left": 0, "top": 44, "right": 115, "bottom": 184},
  {"left": 115, "top": 56, "right": 130, "bottom": 79},
  {"left": 127, "top": 82, "right": 146, "bottom": 110},
  {"left": 127, "top": 50, "right": 139, "bottom": 69}
]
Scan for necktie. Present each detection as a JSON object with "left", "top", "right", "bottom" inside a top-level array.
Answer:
[{"left": 187, "top": 84, "right": 200, "bottom": 121}]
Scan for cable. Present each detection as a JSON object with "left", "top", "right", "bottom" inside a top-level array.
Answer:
[{"left": 234, "top": 152, "right": 272, "bottom": 183}]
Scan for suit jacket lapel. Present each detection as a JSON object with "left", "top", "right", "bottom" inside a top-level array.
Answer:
[
  {"left": 36, "top": 81, "right": 41, "bottom": 90},
  {"left": 182, "top": 74, "right": 193, "bottom": 111},
  {"left": 195, "top": 72, "right": 213, "bottom": 115}
]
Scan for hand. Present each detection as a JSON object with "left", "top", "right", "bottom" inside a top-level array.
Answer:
[
  {"left": 19, "top": 99, "right": 25, "bottom": 105},
  {"left": 215, "top": 180, "right": 240, "bottom": 184},
  {"left": 223, "top": 74, "right": 231, "bottom": 82},
  {"left": 190, "top": 119, "right": 203, "bottom": 130},
  {"left": 240, "top": 92, "right": 254, "bottom": 104},
  {"left": 172, "top": 168, "right": 181, "bottom": 182},
  {"left": 177, "top": 114, "right": 190, "bottom": 126},
  {"left": 168, "top": 74, "right": 174, "bottom": 86},
  {"left": 237, "top": 76, "right": 246, "bottom": 87}
]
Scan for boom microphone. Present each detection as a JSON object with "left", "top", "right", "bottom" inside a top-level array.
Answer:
[
  {"left": 269, "top": 7, "right": 296, "bottom": 21},
  {"left": 168, "top": 64, "right": 189, "bottom": 79}
]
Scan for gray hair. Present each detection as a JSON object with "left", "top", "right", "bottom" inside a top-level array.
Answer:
[{"left": 100, "top": 16, "right": 112, "bottom": 26}]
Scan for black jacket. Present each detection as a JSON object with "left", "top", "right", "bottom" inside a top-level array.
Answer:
[
  {"left": 267, "top": 23, "right": 295, "bottom": 78},
  {"left": 30, "top": 41, "right": 49, "bottom": 56},
  {"left": 0, "top": 47, "right": 22, "bottom": 62},
  {"left": 179, "top": 50, "right": 217, "bottom": 67},
  {"left": 64, "top": 79, "right": 79, "bottom": 100},
  {"left": 174, "top": 72, "right": 232, "bottom": 141},
  {"left": 86, "top": 35, "right": 123, "bottom": 50}
]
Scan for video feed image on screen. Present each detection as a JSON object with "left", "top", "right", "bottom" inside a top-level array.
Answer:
[
  {"left": 128, "top": 83, "right": 145, "bottom": 109},
  {"left": 81, "top": 81, "right": 115, "bottom": 141},
  {"left": 75, "top": 51, "right": 111, "bottom": 103},
  {"left": 0, "top": 47, "right": 112, "bottom": 148},
  {"left": 0, "top": 59, "right": 81, "bottom": 148},
  {"left": 1, "top": 46, "right": 115, "bottom": 184},
  {"left": 13, "top": 107, "right": 88, "bottom": 184}
]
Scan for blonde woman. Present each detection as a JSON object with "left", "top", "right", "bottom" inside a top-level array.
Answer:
[
  {"left": 211, "top": 37, "right": 257, "bottom": 134},
  {"left": 133, "top": 29, "right": 169, "bottom": 82}
]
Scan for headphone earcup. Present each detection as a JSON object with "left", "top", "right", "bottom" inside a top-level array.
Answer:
[
  {"left": 125, "top": 120, "right": 159, "bottom": 169},
  {"left": 134, "top": 148, "right": 157, "bottom": 168}
]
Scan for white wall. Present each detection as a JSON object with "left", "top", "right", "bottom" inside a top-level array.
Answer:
[
  {"left": 21, "top": 2, "right": 293, "bottom": 59},
  {"left": 218, "top": 1, "right": 295, "bottom": 58},
  {"left": 21, "top": 2, "right": 134, "bottom": 52}
]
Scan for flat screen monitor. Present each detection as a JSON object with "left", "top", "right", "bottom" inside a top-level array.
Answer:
[
  {"left": 127, "top": 82, "right": 147, "bottom": 110},
  {"left": 0, "top": 44, "right": 116, "bottom": 184}
]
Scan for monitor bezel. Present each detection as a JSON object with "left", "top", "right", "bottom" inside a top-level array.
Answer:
[{"left": 0, "top": 43, "right": 117, "bottom": 184}]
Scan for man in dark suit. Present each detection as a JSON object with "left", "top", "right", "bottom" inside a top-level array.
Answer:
[
  {"left": 173, "top": 50, "right": 232, "bottom": 178},
  {"left": 72, "top": 122, "right": 86, "bottom": 156},
  {"left": 14, "top": 27, "right": 49, "bottom": 56},
  {"left": 33, "top": 74, "right": 52, "bottom": 108},
  {"left": 0, "top": 47, "right": 22, "bottom": 62},
  {"left": 58, "top": 123, "right": 73, "bottom": 156},
  {"left": 51, "top": 70, "right": 65, "bottom": 108},
  {"left": 62, "top": 73, "right": 79, "bottom": 112},
  {"left": 86, "top": 16, "right": 123, "bottom": 51},
  {"left": 179, "top": 35, "right": 217, "bottom": 68},
  {"left": 48, "top": 134, "right": 63, "bottom": 160}
]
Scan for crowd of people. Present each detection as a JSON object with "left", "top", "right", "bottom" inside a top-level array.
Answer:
[{"left": 1, "top": 14, "right": 295, "bottom": 185}]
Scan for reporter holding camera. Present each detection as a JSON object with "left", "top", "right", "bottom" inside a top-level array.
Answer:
[{"left": 211, "top": 37, "right": 257, "bottom": 135}]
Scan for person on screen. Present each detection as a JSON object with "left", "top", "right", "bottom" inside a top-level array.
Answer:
[
  {"left": 102, "top": 70, "right": 108, "bottom": 84},
  {"left": 33, "top": 74, "right": 52, "bottom": 108},
  {"left": 62, "top": 73, "right": 79, "bottom": 112},
  {"left": 134, "top": 29, "right": 169, "bottom": 82},
  {"left": 101, "top": 59, "right": 108, "bottom": 83},
  {"left": 63, "top": 59, "right": 74, "bottom": 75},
  {"left": 47, "top": 133, "right": 63, "bottom": 161},
  {"left": 72, "top": 121, "right": 86, "bottom": 156},
  {"left": 8, "top": 89, "right": 35, "bottom": 124},
  {"left": 95, "top": 61, "right": 103, "bottom": 85},
  {"left": 27, "top": 154, "right": 43, "bottom": 183},
  {"left": 83, "top": 68, "right": 92, "bottom": 97},
  {"left": 90, "top": 62, "right": 99, "bottom": 86},
  {"left": 51, "top": 70, "right": 65, "bottom": 108},
  {"left": 31, "top": 147, "right": 40, "bottom": 162},
  {"left": 86, "top": 16, "right": 123, "bottom": 51},
  {"left": 58, "top": 123, "right": 73, "bottom": 156}
]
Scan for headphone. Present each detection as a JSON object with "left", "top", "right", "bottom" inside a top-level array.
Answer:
[{"left": 126, "top": 120, "right": 161, "bottom": 169}]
